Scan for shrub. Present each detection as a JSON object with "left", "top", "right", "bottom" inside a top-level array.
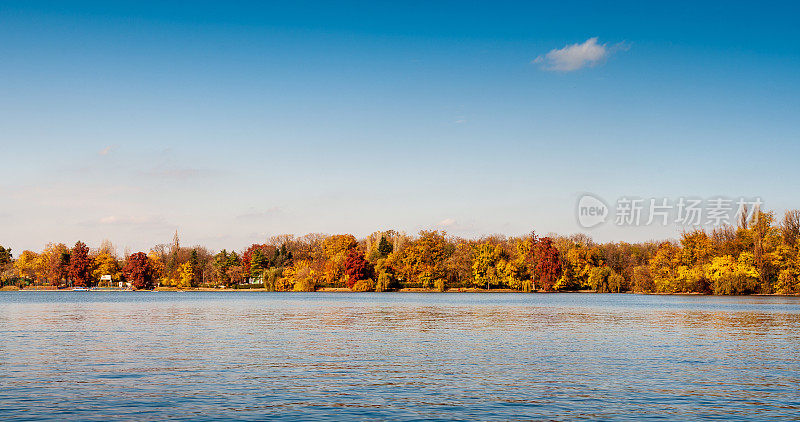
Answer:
[
  {"left": 352, "top": 278, "right": 374, "bottom": 292},
  {"left": 775, "top": 270, "right": 800, "bottom": 295},
  {"left": 375, "top": 271, "right": 393, "bottom": 292}
]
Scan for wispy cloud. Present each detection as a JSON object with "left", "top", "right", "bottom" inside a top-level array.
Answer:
[
  {"left": 91, "top": 215, "right": 172, "bottom": 229},
  {"left": 534, "top": 37, "right": 627, "bottom": 72},
  {"left": 437, "top": 218, "right": 456, "bottom": 227},
  {"left": 98, "top": 145, "right": 115, "bottom": 156}
]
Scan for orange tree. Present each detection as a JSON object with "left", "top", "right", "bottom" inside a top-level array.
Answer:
[
  {"left": 68, "top": 241, "right": 91, "bottom": 287},
  {"left": 123, "top": 252, "right": 153, "bottom": 290}
]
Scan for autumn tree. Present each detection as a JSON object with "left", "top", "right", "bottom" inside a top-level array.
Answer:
[
  {"left": 533, "top": 237, "right": 562, "bottom": 291},
  {"left": 225, "top": 252, "right": 243, "bottom": 285},
  {"left": 213, "top": 249, "right": 232, "bottom": 285},
  {"left": 399, "top": 231, "right": 451, "bottom": 289},
  {"left": 321, "top": 235, "right": 357, "bottom": 287},
  {"left": 750, "top": 210, "right": 779, "bottom": 293},
  {"left": 92, "top": 252, "right": 121, "bottom": 286},
  {"left": 775, "top": 211, "right": 800, "bottom": 294},
  {"left": 123, "top": 252, "right": 153, "bottom": 290},
  {"left": 272, "top": 243, "right": 293, "bottom": 268},
  {"left": 444, "top": 239, "right": 474, "bottom": 288},
  {"left": 242, "top": 244, "right": 274, "bottom": 276},
  {"left": 649, "top": 242, "right": 683, "bottom": 293},
  {"left": 585, "top": 266, "right": 623, "bottom": 293},
  {"left": 14, "top": 250, "right": 39, "bottom": 282},
  {"left": 39, "top": 243, "right": 70, "bottom": 286},
  {"left": 0, "top": 245, "right": 11, "bottom": 266},
  {"left": 147, "top": 252, "right": 165, "bottom": 285},
  {"left": 177, "top": 261, "right": 194, "bottom": 288},
  {"left": 472, "top": 242, "right": 505, "bottom": 290},
  {"left": 377, "top": 236, "right": 393, "bottom": 258},
  {"left": 632, "top": 265, "right": 654, "bottom": 292},
  {"left": 559, "top": 243, "right": 604, "bottom": 290},
  {"left": 279, "top": 260, "right": 317, "bottom": 291},
  {"left": 781, "top": 210, "right": 800, "bottom": 248},
  {"left": 707, "top": 253, "right": 760, "bottom": 295},
  {"left": 0, "top": 245, "right": 11, "bottom": 281},
  {"left": 163, "top": 230, "right": 182, "bottom": 278},
  {"left": 69, "top": 241, "right": 91, "bottom": 287},
  {"left": 344, "top": 248, "right": 373, "bottom": 289}
]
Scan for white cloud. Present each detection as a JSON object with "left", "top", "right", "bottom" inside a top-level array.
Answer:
[
  {"left": 437, "top": 218, "right": 456, "bottom": 227},
  {"left": 534, "top": 37, "right": 624, "bottom": 72}
]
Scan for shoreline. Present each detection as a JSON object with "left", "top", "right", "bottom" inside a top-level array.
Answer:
[{"left": 3, "top": 285, "right": 799, "bottom": 296}]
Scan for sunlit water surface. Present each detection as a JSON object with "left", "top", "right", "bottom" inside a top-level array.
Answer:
[{"left": 1, "top": 292, "right": 799, "bottom": 421}]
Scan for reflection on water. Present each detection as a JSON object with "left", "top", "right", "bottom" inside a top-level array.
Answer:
[{"left": 1, "top": 292, "right": 799, "bottom": 421}]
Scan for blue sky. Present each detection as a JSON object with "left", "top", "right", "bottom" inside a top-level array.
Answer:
[{"left": 2, "top": 1, "right": 799, "bottom": 253}]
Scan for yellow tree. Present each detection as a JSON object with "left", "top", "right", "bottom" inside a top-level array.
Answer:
[
  {"left": 707, "top": 253, "right": 760, "bottom": 295},
  {"left": 774, "top": 244, "right": 800, "bottom": 294},
  {"left": 471, "top": 242, "right": 518, "bottom": 289},
  {"left": 680, "top": 230, "right": 714, "bottom": 267},
  {"left": 147, "top": 252, "right": 165, "bottom": 286},
  {"left": 320, "top": 235, "right": 357, "bottom": 286},
  {"left": 746, "top": 210, "right": 779, "bottom": 292},
  {"left": 14, "top": 250, "right": 39, "bottom": 282},
  {"left": 561, "top": 245, "right": 604, "bottom": 290},
  {"left": 288, "top": 260, "right": 318, "bottom": 292},
  {"left": 588, "top": 266, "right": 624, "bottom": 293},
  {"left": 177, "top": 261, "right": 194, "bottom": 288},
  {"left": 676, "top": 230, "right": 715, "bottom": 293},
  {"left": 472, "top": 243, "right": 498, "bottom": 289},
  {"left": 649, "top": 242, "right": 682, "bottom": 293},
  {"left": 401, "top": 231, "right": 451, "bottom": 289},
  {"left": 277, "top": 260, "right": 319, "bottom": 291},
  {"left": 91, "top": 252, "right": 121, "bottom": 286},
  {"left": 40, "top": 243, "right": 70, "bottom": 286}
]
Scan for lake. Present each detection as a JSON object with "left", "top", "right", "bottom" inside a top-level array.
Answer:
[{"left": 1, "top": 292, "right": 799, "bottom": 421}]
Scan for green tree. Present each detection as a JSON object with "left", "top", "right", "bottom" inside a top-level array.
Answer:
[
  {"left": 377, "top": 236, "right": 393, "bottom": 258},
  {"left": 250, "top": 249, "right": 268, "bottom": 280}
]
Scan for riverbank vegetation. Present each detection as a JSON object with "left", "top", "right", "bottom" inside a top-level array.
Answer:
[{"left": 2, "top": 209, "right": 799, "bottom": 295}]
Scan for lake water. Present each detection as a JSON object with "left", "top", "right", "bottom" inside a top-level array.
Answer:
[{"left": 1, "top": 292, "right": 799, "bottom": 421}]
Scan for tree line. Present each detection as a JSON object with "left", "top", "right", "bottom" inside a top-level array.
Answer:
[{"left": 2, "top": 208, "right": 799, "bottom": 295}]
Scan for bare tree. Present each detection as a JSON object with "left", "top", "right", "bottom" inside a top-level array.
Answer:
[{"left": 781, "top": 209, "right": 800, "bottom": 247}]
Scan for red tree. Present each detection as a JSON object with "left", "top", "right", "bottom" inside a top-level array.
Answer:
[
  {"left": 69, "top": 241, "right": 91, "bottom": 287},
  {"left": 344, "top": 248, "right": 373, "bottom": 289},
  {"left": 534, "top": 237, "right": 562, "bottom": 291},
  {"left": 241, "top": 244, "right": 276, "bottom": 274},
  {"left": 123, "top": 252, "right": 153, "bottom": 290}
]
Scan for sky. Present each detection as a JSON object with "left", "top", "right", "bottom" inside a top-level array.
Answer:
[{"left": 1, "top": 1, "right": 799, "bottom": 254}]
